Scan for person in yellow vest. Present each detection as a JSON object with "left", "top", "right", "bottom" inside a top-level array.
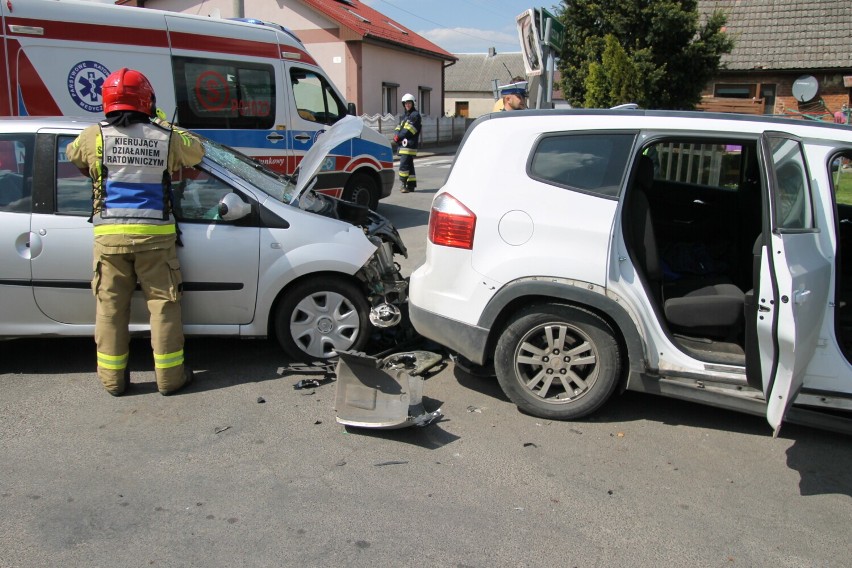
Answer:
[{"left": 66, "top": 68, "right": 204, "bottom": 396}]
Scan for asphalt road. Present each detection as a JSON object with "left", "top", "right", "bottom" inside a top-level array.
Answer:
[{"left": 2, "top": 156, "right": 851, "bottom": 568}]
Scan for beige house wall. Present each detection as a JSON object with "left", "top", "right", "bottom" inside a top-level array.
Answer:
[
  {"left": 445, "top": 92, "right": 499, "bottom": 118},
  {"left": 361, "top": 43, "right": 444, "bottom": 117}
]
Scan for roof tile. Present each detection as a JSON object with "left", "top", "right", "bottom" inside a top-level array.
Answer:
[
  {"left": 300, "top": 0, "right": 455, "bottom": 60},
  {"left": 700, "top": 0, "right": 852, "bottom": 69}
]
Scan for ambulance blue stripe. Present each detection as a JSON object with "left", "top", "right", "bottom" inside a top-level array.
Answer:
[{"left": 194, "top": 128, "right": 390, "bottom": 162}]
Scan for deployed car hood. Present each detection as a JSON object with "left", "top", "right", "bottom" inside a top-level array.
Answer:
[{"left": 290, "top": 115, "right": 365, "bottom": 202}]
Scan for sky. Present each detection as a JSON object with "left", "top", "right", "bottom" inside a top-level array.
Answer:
[{"left": 359, "top": 0, "right": 541, "bottom": 54}]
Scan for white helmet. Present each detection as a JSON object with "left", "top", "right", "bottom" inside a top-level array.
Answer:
[{"left": 401, "top": 93, "right": 416, "bottom": 104}]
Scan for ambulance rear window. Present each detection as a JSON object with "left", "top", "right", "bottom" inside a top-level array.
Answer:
[{"left": 172, "top": 56, "right": 275, "bottom": 130}]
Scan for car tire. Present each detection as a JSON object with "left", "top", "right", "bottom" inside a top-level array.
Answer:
[
  {"left": 274, "top": 277, "right": 371, "bottom": 361},
  {"left": 342, "top": 172, "right": 379, "bottom": 210},
  {"left": 495, "top": 304, "right": 621, "bottom": 420}
]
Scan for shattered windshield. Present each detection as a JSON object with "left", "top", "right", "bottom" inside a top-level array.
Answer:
[{"left": 201, "top": 138, "right": 298, "bottom": 203}]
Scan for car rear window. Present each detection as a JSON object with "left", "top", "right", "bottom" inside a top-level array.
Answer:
[{"left": 530, "top": 133, "right": 635, "bottom": 197}]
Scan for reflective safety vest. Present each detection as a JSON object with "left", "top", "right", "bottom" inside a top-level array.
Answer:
[
  {"left": 394, "top": 109, "right": 421, "bottom": 155},
  {"left": 94, "top": 121, "right": 174, "bottom": 235}
]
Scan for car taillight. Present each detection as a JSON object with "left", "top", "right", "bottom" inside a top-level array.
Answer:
[{"left": 428, "top": 193, "right": 476, "bottom": 250}]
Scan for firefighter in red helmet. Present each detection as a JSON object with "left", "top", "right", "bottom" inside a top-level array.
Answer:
[{"left": 66, "top": 68, "right": 204, "bottom": 396}]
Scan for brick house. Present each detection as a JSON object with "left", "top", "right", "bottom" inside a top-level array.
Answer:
[
  {"left": 123, "top": 0, "right": 456, "bottom": 117},
  {"left": 698, "top": 0, "right": 852, "bottom": 121}
]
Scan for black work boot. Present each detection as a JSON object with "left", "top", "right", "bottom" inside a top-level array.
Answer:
[
  {"left": 400, "top": 181, "right": 411, "bottom": 193},
  {"left": 160, "top": 367, "right": 194, "bottom": 396}
]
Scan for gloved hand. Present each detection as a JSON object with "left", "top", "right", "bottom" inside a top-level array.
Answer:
[{"left": 393, "top": 135, "right": 400, "bottom": 143}]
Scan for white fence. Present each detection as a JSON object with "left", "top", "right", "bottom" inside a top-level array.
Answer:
[{"left": 362, "top": 114, "right": 473, "bottom": 147}]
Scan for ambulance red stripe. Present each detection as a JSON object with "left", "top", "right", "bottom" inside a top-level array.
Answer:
[{"left": 3, "top": 17, "right": 317, "bottom": 65}]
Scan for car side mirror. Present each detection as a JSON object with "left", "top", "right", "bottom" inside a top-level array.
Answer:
[
  {"left": 347, "top": 102, "right": 357, "bottom": 116},
  {"left": 218, "top": 193, "right": 251, "bottom": 221}
]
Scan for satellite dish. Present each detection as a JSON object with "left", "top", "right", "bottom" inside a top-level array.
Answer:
[{"left": 792, "top": 75, "right": 819, "bottom": 102}]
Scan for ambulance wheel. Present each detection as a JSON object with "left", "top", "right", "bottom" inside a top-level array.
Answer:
[
  {"left": 494, "top": 305, "right": 621, "bottom": 420},
  {"left": 274, "top": 277, "right": 371, "bottom": 362},
  {"left": 342, "top": 172, "right": 379, "bottom": 210}
]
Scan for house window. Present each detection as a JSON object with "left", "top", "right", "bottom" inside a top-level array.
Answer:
[
  {"left": 714, "top": 84, "right": 755, "bottom": 98},
  {"left": 382, "top": 82, "right": 399, "bottom": 115},
  {"left": 455, "top": 101, "right": 469, "bottom": 118},
  {"left": 713, "top": 83, "right": 776, "bottom": 113},
  {"left": 713, "top": 82, "right": 777, "bottom": 114},
  {"left": 418, "top": 87, "right": 431, "bottom": 116}
]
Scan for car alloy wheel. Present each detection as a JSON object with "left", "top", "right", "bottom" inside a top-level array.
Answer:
[{"left": 495, "top": 305, "right": 621, "bottom": 420}]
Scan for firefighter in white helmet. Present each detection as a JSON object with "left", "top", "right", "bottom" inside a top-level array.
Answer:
[
  {"left": 66, "top": 68, "right": 204, "bottom": 397},
  {"left": 393, "top": 93, "right": 421, "bottom": 193}
]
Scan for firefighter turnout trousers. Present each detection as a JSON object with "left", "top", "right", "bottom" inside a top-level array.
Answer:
[
  {"left": 93, "top": 238, "right": 187, "bottom": 395},
  {"left": 398, "top": 151, "right": 417, "bottom": 190}
]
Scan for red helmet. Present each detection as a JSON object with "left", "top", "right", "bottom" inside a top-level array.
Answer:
[{"left": 102, "top": 68, "right": 155, "bottom": 116}]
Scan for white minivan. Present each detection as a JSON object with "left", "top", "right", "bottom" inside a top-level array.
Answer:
[
  {"left": 409, "top": 109, "right": 852, "bottom": 435},
  {"left": 0, "top": 0, "right": 394, "bottom": 209}
]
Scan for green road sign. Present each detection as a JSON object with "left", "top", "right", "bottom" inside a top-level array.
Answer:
[{"left": 539, "top": 7, "right": 564, "bottom": 51}]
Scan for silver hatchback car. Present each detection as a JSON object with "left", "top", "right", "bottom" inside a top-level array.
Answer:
[{"left": 0, "top": 116, "right": 408, "bottom": 361}]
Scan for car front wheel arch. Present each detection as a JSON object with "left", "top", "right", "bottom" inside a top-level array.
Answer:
[
  {"left": 480, "top": 284, "right": 643, "bottom": 378},
  {"left": 494, "top": 303, "right": 623, "bottom": 420}
]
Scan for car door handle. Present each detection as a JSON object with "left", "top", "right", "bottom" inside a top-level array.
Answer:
[
  {"left": 266, "top": 133, "right": 285, "bottom": 141},
  {"left": 294, "top": 134, "right": 311, "bottom": 142},
  {"left": 794, "top": 289, "right": 811, "bottom": 304}
]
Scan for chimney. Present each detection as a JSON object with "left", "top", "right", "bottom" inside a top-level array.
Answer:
[{"left": 488, "top": 47, "right": 496, "bottom": 57}]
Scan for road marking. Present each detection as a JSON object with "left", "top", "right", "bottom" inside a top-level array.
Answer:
[{"left": 417, "top": 159, "right": 453, "bottom": 167}]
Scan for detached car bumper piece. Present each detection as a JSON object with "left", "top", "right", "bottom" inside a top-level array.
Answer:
[{"left": 334, "top": 350, "right": 443, "bottom": 429}]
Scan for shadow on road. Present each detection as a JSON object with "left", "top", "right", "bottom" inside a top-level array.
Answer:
[
  {"left": 341, "top": 395, "right": 460, "bottom": 450},
  {"left": 785, "top": 430, "right": 852, "bottom": 497},
  {"left": 0, "top": 336, "right": 294, "bottom": 390},
  {"left": 451, "top": 363, "right": 852, "bottom": 497}
]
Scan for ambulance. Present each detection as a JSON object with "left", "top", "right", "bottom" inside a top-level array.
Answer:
[{"left": 0, "top": 0, "right": 395, "bottom": 209}]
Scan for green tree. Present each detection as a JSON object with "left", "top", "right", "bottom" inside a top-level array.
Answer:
[{"left": 555, "top": 0, "right": 733, "bottom": 109}]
